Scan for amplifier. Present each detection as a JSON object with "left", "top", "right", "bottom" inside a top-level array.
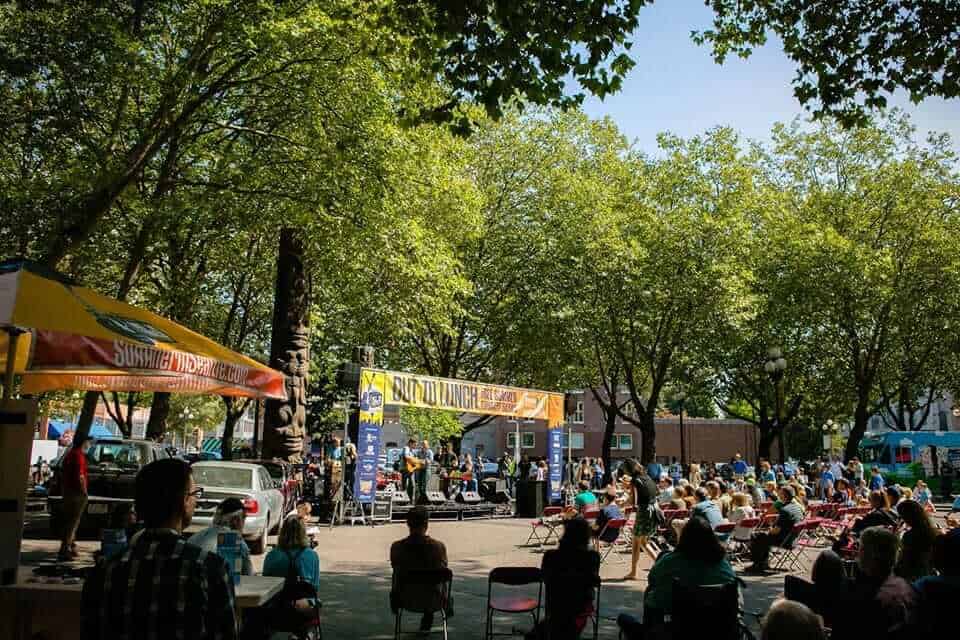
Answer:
[{"left": 456, "top": 491, "right": 482, "bottom": 504}]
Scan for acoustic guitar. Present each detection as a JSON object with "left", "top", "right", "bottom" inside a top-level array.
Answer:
[{"left": 405, "top": 456, "right": 426, "bottom": 474}]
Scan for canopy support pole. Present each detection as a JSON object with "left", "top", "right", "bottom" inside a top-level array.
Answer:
[{"left": 2, "top": 327, "right": 24, "bottom": 402}]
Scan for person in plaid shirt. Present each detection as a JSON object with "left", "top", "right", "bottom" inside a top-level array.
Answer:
[{"left": 82, "top": 458, "right": 237, "bottom": 640}]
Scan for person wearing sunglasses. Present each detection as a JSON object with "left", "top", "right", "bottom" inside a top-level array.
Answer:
[{"left": 82, "top": 458, "right": 238, "bottom": 640}]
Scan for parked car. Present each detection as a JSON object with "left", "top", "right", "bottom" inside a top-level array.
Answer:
[
  {"left": 245, "top": 459, "right": 300, "bottom": 517},
  {"left": 182, "top": 451, "right": 222, "bottom": 464},
  {"left": 47, "top": 438, "right": 173, "bottom": 536},
  {"left": 188, "top": 461, "right": 284, "bottom": 554}
]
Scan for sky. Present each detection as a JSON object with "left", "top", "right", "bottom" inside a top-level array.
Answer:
[{"left": 577, "top": 0, "right": 960, "bottom": 154}]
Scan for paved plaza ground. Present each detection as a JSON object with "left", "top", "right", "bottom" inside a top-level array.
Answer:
[{"left": 22, "top": 515, "right": 795, "bottom": 639}]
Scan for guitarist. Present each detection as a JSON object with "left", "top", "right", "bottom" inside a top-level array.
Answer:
[{"left": 401, "top": 438, "right": 423, "bottom": 501}]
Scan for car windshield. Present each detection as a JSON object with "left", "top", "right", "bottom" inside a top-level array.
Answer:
[
  {"left": 860, "top": 446, "right": 882, "bottom": 464},
  {"left": 193, "top": 466, "right": 253, "bottom": 488},
  {"left": 87, "top": 442, "right": 143, "bottom": 467}
]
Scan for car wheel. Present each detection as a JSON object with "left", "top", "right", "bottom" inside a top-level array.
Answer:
[{"left": 249, "top": 525, "right": 267, "bottom": 555}]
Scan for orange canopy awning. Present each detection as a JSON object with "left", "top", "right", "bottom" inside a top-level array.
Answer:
[{"left": 0, "top": 260, "right": 286, "bottom": 400}]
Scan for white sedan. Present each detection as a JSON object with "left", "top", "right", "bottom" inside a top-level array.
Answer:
[{"left": 188, "top": 461, "right": 285, "bottom": 554}]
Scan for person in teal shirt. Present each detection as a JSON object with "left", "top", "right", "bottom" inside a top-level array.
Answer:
[
  {"left": 573, "top": 480, "right": 598, "bottom": 511},
  {"left": 263, "top": 516, "right": 321, "bottom": 593},
  {"left": 643, "top": 515, "right": 736, "bottom": 618}
]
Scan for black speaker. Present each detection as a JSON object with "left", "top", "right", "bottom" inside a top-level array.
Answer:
[
  {"left": 489, "top": 490, "right": 511, "bottom": 505},
  {"left": 456, "top": 491, "right": 482, "bottom": 504},
  {"left": 425, "top": 491, "right": 446, "bottom": 505},
  {"left": 479, "top": 478, "right": 498, "bottom": 499},
  {"left": 391, "top": 491, "right": 410, "bottom": 505},
  {"left": 515, "top": 480, "right": 545, "bottom": 518}
]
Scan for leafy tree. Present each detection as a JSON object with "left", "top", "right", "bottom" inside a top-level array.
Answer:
[
  {"left": 697, "top": 0, "right": 960, "bottom": 126},
  {"left": 399, "top": 407, "right": 464, "bottom": 445},
  {"left": 754, "top": 113, "right": 960, "bottom": 460}
]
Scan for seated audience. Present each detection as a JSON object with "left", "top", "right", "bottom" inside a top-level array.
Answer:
[
  {"left": 851, "top": 490, "right": 899, "bottom": 535},
  {"left": 187, "top": 497, "right": 253, "bottom": 576},
  {"left": 747, "top": 485, "right": 804, "bottom": 572},
  {"left": 573, "top": 480, "right": 598, "bottom": 512},
  {"left": 536, "top": 518, "right": 601, "bottom": 640},
  {"left": 672, "top": 487, "right": 722, "bottom": 540},
  {"left": 657, "top": 478, "right": 675, "bottom": 504},
  {"left": 681, "top": 484, "right": 697, "bottom": 509},
  {"left": 831, "top": 526, "right": 916, "bottom": 639},
  {"left": 912, "top": 480, "right": 932, "bottom": 508},
  {"left": 808, "top": 549, "right": 849, "bottom": 628},
  {"left": 389, "top": 506, "right": 450, "bottom": 634},
  {"left": 729, "top": 492, "right": 756, "bottom": 540},
  {"left": 619, "top": 515, "right": 736, "bottom": 638},
  {"left": 81, "top": 459, "right": 236, "bottom": 640},
  {"left": 761, "top": 600, "right": 826, "bottom": 640},
  {"left": 895, "top": 499, "right": 939, "bottom": 581},
  {"left": 263, "top": 516, "right": 321, "bottom": 609},
  {"left": 593, "top": 487, "right": 625, "bottom": 544},
  {"left": 912, "top": 528, "right": 960, "bottom": 638},
  {"left": 667, "top": 486, "right": 687, "bottom": 510}
]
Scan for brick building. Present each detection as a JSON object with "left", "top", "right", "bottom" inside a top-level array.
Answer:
[{"left": 462, "top": 390, "right": 758, "bottom": 464}]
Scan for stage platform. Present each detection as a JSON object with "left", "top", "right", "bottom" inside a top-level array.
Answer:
[{"left": 389, "top": 500, "right": 513, "bottom": 522}]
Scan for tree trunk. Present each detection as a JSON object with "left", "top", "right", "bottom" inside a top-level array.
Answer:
[
  {"left": 639, "top": 410, "right": 656, "bottom": 464},
  {"left": 263, "top": 228, "right": 309, "bottom": 462},
  {"left": 221, "top": 413, "right": 239, "bottom": 461},
  {"left": 844, "top": 398, "right": 871, "bottom": 463},
  {"left": 146, "top": 392, "right": 171, "bottom": 441},
  {"left": 757, "top": 424, "right": 777, "bottom": 461},
  {"left": 600, "top": 405, "right": 616, "bottom": 485},
  {"left": 74, "top": 391, "right": 100, "bottom": 443}
]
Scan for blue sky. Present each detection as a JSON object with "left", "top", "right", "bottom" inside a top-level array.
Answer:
[{"left": 577, "top": 0, "right": 960, "bottom": 153}]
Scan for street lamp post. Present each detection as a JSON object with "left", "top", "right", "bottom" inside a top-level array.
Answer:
[
  {"left": 673, "top": 390, "right": 687, "bottom": 468},
  {"left": 822, "top": 419, "right": 838, "bottom": 455},
  {"left": 764, "top": 347, "right": 788, "bottom": 464}
]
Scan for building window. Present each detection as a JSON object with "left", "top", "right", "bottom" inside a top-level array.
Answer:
[
  {"left": 609, "top": 433, "right": 634, "bottom": 450},
  {"left": 507, "top": 432, "right": 536, "bottom": 449},
  {"left": 569, "top": 432, "right": 585, "bottom": 450},
  {"left": 573, "top": 400, "right": 584, "bottom": 424}
]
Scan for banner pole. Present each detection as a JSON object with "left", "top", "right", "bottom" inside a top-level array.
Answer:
[{"left": 2, "top": 328, "right": 23, "bottom": 402}]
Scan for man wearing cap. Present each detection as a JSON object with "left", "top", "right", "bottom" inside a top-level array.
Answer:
[{"left": 188, "top": 497, "right": 253, "bottom": 576}]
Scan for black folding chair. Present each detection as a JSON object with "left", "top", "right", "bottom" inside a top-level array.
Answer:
[
  {"left": 485, "top": 567, "right": 542, "bottom": 639},
  {"left": 542, "top": 570, "right": 601, "bottom": 640},
  {"left": 670, "top": 580, "right": 752, "bottom": 640},
  {"left": 392, "top": 568, "right": 453, "bottom": 639}
]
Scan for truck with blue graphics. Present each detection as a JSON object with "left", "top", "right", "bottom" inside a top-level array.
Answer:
[{"left": 860, "top": 431, "right": 960, "bottom": 502}]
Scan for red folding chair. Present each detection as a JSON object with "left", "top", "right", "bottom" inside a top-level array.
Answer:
[
  {"left": 728, "top": 517, "right": 761, "bottom": 564},
  {"left": 757, "top": 513, "right": 779, "bottom": 531},
  {"left": 525, "top": 506, "right": 563, "bottom": 546},
  {"left": 485, "top": 567, "right": 543, "bottom": 639},
  {"left": 595, "top": 518, "right": 628, "bottom": 564}
]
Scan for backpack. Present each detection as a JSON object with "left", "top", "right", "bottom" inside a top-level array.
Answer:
[{"left": 270, "top": 548, "right": 318, "bottom": 631}]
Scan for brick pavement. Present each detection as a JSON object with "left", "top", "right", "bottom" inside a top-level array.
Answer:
[{"left": 22, "top": 517, "right": 798, "bottom": 638}]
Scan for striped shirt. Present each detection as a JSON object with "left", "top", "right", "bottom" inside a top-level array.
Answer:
[{"left": 81, "top": 528, "right": 237, "bottom": 640}]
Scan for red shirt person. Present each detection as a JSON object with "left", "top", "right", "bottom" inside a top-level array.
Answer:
[{"left": 59, "top": 436, "right": 91, "bottom": 560}]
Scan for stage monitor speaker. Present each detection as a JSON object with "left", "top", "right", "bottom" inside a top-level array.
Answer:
[
  {"left": 425, "top": 491, "right": 447, "bottom": 505},
  {"left": 489, "top": 491, "right": 511, "bottom": 505},
  {"left": 515, "top": 480, "right": 545, "bottom": 518},
  {"left": 456, "top": 491, "right": 482, "bottom": 504},
  {"left": 391, "top": 491, "right": 410, "bottom": 505}
]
